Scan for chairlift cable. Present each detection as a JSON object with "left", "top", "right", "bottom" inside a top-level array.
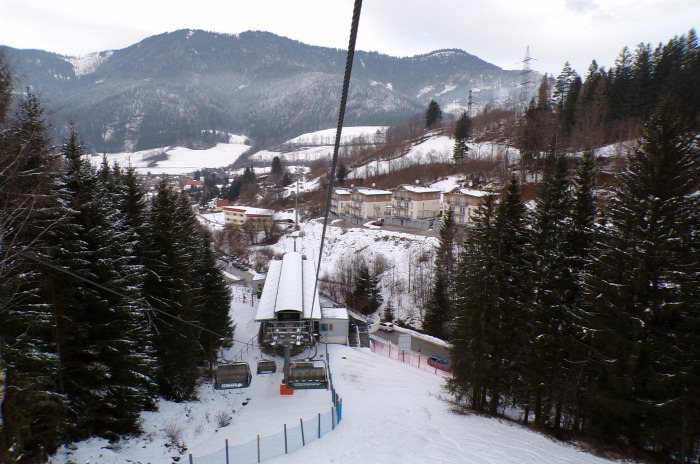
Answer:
[{"left": 311, "top": 0, "right": 363, "bottom": 316}]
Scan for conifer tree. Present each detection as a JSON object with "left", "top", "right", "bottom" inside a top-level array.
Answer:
[
  {"left": 382, "top": 300, "right": 395, "bottom": 323},
  {"left": 351, "top": 261, "right": 383, "bottom": 315},
  {"left": 423, "top": 208, "right": 457, "bottom": 339},
  {"left": 44, "top": 128, "right": 157, "bottom": 440},
  {"left": 193, "top": 225, "right": 235, "bottom": 377},
  {"left": 453, "top": 111, "right": 472, "bottom": 162},
  {"left": 0, "top": 83, "right": 68, "bottom": 462},
  {"left": 523, "top": 154, "right": 577, "bottom": 427},
  {"left": 425, "top": 100, "right": 443, "bottom": 129},
  {"left": 450, "top": 177, "right": 529, "bottom": 414},
  {"left": 143, "top": 183, "right": 206, "bottom": 401},
  {"left": 583, "top": 103, "right": 699, "bottom": 459},
  {"left": 449, "top": 195, "right": 500, "bottom": 410}
]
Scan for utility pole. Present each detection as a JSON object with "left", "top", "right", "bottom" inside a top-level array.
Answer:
[{"left": 294, "top": 166, "right": 304, "bottom": 229}]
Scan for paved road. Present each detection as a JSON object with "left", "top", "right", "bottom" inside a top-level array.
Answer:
[{"left": 372, "top": 328, "right": 450, "bottom": 361}]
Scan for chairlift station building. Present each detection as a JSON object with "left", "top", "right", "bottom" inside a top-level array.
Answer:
[{"left": 255, "top": 252, "right": 348, "bottom": 346}]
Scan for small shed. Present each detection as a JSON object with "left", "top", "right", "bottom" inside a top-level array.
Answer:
[{"left": 319, "top": 306, "right": 349, "bottom": 345}]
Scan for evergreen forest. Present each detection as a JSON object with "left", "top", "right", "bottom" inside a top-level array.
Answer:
[{"left": 0, "top": 57, "right": 235, "bottom": 463}]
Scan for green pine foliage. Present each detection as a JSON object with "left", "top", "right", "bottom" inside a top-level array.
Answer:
[
  {"left": 453, "top": 111, "right": 472, "bottom": 162},
  {"left": 143, "top": 183, "right": 206, "bottom": 401},
  {"left": 425, "top": 100, "right": 443, "bottom": 129},
  {"left": 350, "top": 261, "right": 383, "bottom": 315},
  {"left": 45, "top": 128, "right": 158, "bottom": 441},
  {"left": 423, "top": 208, "right": 457, "bottom": 339},
  {"left": 0, "top": 82, "right": 69, "bottom": 462},
  {"left": 193, "top": 225, "right": 235, "bottom": 377},
  {"left": 449, "top": 176, "right": 530, "bottom": 414},
  {"left": 582, "top": 103, "right": 699, "bottom": 459}
]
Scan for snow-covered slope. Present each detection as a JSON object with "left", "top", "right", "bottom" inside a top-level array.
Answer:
[
  {"left": 87, "top": 134, "right": 250, "bottom": 174},
  {"left": 51, "top": 277, "right": 618, "bottom": 464}
]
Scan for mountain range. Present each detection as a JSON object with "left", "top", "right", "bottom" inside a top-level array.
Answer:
[{"left": 1, "top": 29, "right": 525, "bottom": 153}]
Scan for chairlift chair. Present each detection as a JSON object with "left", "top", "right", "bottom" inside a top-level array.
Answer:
[
  {"left": 256, "top": 359, "right": 277, "bottom": 375},
  {"left": 285, "top": 359, "right": 329, "bottom": 390},
  {"left": 215, "top": 362, "right": 252, "bottom": 389}
]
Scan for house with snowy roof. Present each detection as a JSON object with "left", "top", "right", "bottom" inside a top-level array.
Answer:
[
  {"left": 443, "top": 187, "right": 493, "bottom": 225},
  {"left": 222, "top": 205, "right": 274, "bottom": 230},
  {"left": 349, "top": 186, "right": 392, "bottom": 221},
  {"left": 330, "top": 187, "right": 352, "bottom": 217}
]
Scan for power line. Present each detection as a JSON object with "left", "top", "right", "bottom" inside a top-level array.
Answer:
[{"left": 0, "top": 242, "right": 253, "bottom": 343}]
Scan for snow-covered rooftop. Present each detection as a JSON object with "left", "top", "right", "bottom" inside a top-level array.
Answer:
[
  {"left": 321, "top": 307, "right": 348, "bottom": 320},
  {"left": 398, "top": 184, "right": 442, "bottom": 193},
  {"left": 354, "top": 186, "right": 392, "bottom": 195},
  {"left": 449, "top": 187, "right": 492, "bottom": 197},
  {"left": 255, "top": 252, "right": 321, "bottom": 321},
  {"left": 223, "top": 205, "right": 274, "bottom": 216}
]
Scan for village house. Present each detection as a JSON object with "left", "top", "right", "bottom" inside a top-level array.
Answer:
[
  {"left": 222, "top": 205, "right": 274, "bottom": 230},
  {"left": 385, "top": 184, "right": 442, "bottom": 228},
  {"left": 442, "top": 187, "right": 492, "bottom": 225},
  {"left": 349, "top": 186, "right": 392, "bottom": 222},
  {"left": 330, "top": 187, "right": 352, "bottom": 218}
]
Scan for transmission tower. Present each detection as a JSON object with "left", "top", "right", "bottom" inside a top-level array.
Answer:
[{"left": 518, "top": 46, "right": 536, "bottom": 113}]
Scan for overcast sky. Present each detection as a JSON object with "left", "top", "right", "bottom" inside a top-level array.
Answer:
[{"left": 1, "top": 0, "right": 698, "bottom": 76}]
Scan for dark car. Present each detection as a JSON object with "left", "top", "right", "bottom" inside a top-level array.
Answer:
[{"left": 427, "top": 355, "right": 451, "bottom": 371}]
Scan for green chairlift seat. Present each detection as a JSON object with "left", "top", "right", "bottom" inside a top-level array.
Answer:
[{"left": 215, "top": 362, "right": 252, "bottom": 389}]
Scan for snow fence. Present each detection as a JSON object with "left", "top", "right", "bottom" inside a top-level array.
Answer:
[{"left": 188, "top": 404, "right": 341, "bottom": 464}]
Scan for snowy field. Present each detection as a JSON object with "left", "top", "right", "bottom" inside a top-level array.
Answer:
[
  {"left": 53, "top": 279, "right": 619, "bottom": 464},
  {"left": 86, "top": 134, "right": 251, "bottom": 175}
]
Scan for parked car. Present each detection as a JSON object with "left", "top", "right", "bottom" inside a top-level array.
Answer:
[
  {"left": 427, "top": 355, "right": 451, "bottom": 371},
  {"left": 371, "top": 219, "right": 384, "bottom": 226},
  {"left": 378, "top": 321, "right": 395, "bottom": 332}
]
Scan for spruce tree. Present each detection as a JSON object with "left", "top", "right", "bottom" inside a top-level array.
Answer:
[
  {"left": 143, "top": 182, "right": 205, "bottom": 401},
  {"left": 425, "top": 100, "right": 443, "bottom": 129},
  {"left": 449, "top": 195, "right": 500, "bottom": 410},
  {"left": 450, "top": 178, "right": 529, "bottom": 414},
  {"left": 423, "top": 208, "right": 457, "bottom": 339},
  {"left": 583, "top": 103, "right": 699, "bottom": 459},
  {"left": 524, "top": 154, "right": 576, "bottom": 427},
  {"left": 453, "top": 111, "right": 472, "bottom": 162},
  {"left": 193, "top": 225, "right": 235, "bottom": 377},
  {"left": 44, "top": 128, "right": 157, "bottom": 440},
  {"left": 0, "top": 84, "right": 68, "bottom": 462},
  {"left": 351, "top": 261, "right": 383, "bottom": 315}
]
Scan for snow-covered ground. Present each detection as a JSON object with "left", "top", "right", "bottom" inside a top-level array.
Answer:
[
  {"left": 52, "top": 267, "right": 618, "bottom": 464},
  {"left": 87, "top": 135, "right": 251, "bottom": 175}
]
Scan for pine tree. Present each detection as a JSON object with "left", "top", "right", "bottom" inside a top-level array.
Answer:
[
  {"left": 0, "top": 83, "right": 68, "bottom": 462},
  {"left": 523, "top": 154, "right": 577, "bottom": 427},
  {"left": 449, "top": 195, "right": 500, "bottom": 410},
  {"left": 143, "top": 182, "right": 205, "bottom": 401},
  {"left": 336, "top": 162, "right": 348, "bottom": 185},
  {"left": 450, "top": 177, "right": 529, "bottom": 414},
  {"left": 44, "top": 128, "right": 157, "bottom": 440},
  {"left": 351, "top": 261, "right": 383, "bottom": 315},
  {"left": 583, "top": 103, "right": 700, "bottom": 459},
  {"left": 425, "top": 100, "right": 443, "bottom": 129},
  {"left": 193, "top": 225, "right": 235, "bottom": 377},
  {"left": 453, "top": 111, "right": 472, "bottom": 162},
  {"left": 423, "top": 208, "right": 457, "bottom": 339},
  {"left": 382, "top": 300, "right": 395, "bottom": 323}
]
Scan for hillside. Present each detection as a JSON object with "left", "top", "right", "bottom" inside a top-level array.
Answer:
[
  {"left": 1, "top": 30, "right": 521, "bottom": 153},
  {"left": 51, "top": 242, "right": 619, "bottom": 464}
]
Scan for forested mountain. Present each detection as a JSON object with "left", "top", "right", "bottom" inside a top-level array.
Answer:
[{"left": 0, "top": 30, "right": 519, "bottom": 153}]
